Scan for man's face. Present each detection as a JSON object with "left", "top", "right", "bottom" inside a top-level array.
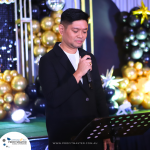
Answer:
[{"left": 60, "top": 20, "right": 88, "bottom": 49}]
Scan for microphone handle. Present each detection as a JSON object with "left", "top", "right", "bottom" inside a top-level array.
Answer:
[{"left": 87, "top": 70, "right": 93, "bottom": 89}]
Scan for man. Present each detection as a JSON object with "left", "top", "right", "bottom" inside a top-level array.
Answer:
[{"left": 39, "top": 8, "right": 113, "bottom": 150}]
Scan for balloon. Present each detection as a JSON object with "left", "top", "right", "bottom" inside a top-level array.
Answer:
[
  {"left": 131, "top": 38, "right": 139, "bottom": 46},
  {"left": 57, "top": 33, "right": 62, "bottom": 42},
  {"left": 28, "top": 40, "right": 31, "bottom": 49},
  {"left": 50, "top": 10, "right": 63, "bottom": 19},
  {"left": 34, "top": 37, "right": 41, "bottom": 46},
  {"left": 123, "top": 67, "right": 137, "bottom": 80},
  {"left": 143, "top": 46, "right": 149, "bottom": 52},
  {"left": 116, "top": 89, "right": 127, "bottom": 105},
  {"left": 14, "top": 92, "right": 29, "bottom": 108},
  {"left": 34, "top": 46, "right": 46, "bottom": 57},
  {"left": 0, "top": 73, "right": 3, "bottom": 80},
  {"left": 123, "top": 77, "right": 129, "bottom": 85},
  {"left": 141, "top": 53, "right": 150, "bottom": 64},
  {"left": 39, "top": 0, "right": 47, "bottom": 9},
  {"left": 121, "top": 65, "right": 127, "bottom": 72},
  {"left": 122, "top": 26, "right": 134, "bottom": 34},
  {"left": 27, "top": 20, "right": 40, "bottom": 34},
  {"left": 46, "top": 0, "right": 65, "bottom": 11},
  {"left": 0, "top": 82, "right": 11, "bottom": 96},
  {"left": 127, "top": 81, "right": 137, "bottom": 91},
  {"left": 52, "top": 24, "right": 59, "bottom": 34},
  {"left": 119, "top": 11, "right": 128, "bottom": 23},
  {"left": 146, "top": 36, "right": 150, "bottom": 48},
  {"left": 25, "top": 83, "right": 38, "bottom": 100},
  {"left": 10, "top": 70, "right": 18, "bottom": 77},
  {"left": 123, "top": 42, "right": 130, "bottom": 50},
  {"left": 24, "top": 102, "right": 37, "bottom": 117},
  {"left": 137, "top": 70, "right": 143, "bottom": 76},
  {"left": 124, "top": 54, "right": 134, "bottom": 62},
  {"left": 139, "top": 40, "right": 146, "bottom": 48},
  {"left": 11, "top": 76, "right": 27, "bottom": 92},
  {"left": 144, "top": 16, "right": 150, "bottom": 28},
  {"left": 32, "top": 5, "right": 40, "bottom": 19},
  {"left": 40, "top": 8, "right": 51, "bottom": 16},
  {"left": 37, "top": 32, "right": 42, "bottom": 37},
  {"left": 3, "top": 103, "right": 11, "bottom": 111},
  {"left": 136, "top": 27, "right": 147, "bottom": 40},
  {"left": 119, "top": 81, "right": 127, "bottom": 89},
  {"left": 123, "top": 36, "right": 130, "bottom": 42},
  {"left": 0, "top": 97, "right": 4, "bottom": 105},
  {"left": 128, "top": 14, "right": 140, "bottom": 27},
  {"left": 35, "top": 76, "right": 40, "bottom": 87},
  {"left": 4, "top": 93, "right": 13, "bottom": 103},
  {"left": 104, "top": 87, "right": 115, "bottom": 102},
  {"left": 142, "top": 94, "right": 150, "bottom": 109},
  {"left": 0, "top": 106, "right": 7, "bottom": 120},
  {"left": 41, "top": 31, "right": 57, "bottom": 47},
  {"left": 34, "top": 97, "right": 46, "bottom": 114},
  {"left": 29, "top": 34, "right": 36, "bottom": 40},
  {"left": 107, "top": 101, "right": 118, "bottom": 115},
  {"left": 41, "top": 17, "right": 54, "bottom": 31},
  {"left": 134, "top": 62, "right": 143, "bottom": 70},
  {"left": 131, "top": 46, "right": 143, "bottom": 59},
  {"left": 127, "top": 61, "right": 134, "bottom": 67},
  {"left": 37, "top": 85, "right": 44, "bottom": 97},
  {"left": 129, "top": 91, "right": 144, "bottom": 105},
  {"left": 4, "top": 70, "right": 10, "bottom": 75},
  {"left": 55, "top": 17, "right": 61, "bottom": 24},
  {"left": 47, "top": 46, "right": 53, "bottom": 53},
  {"left": 128, "top": 33, "right": 135, "bottom": 40},
  {"left": 3, "top": 74, "right": 12, "bottom": 82}
]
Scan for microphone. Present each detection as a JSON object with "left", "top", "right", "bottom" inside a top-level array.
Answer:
[{"left": 86, "top": 58, "right": 93, "bottom": 89}]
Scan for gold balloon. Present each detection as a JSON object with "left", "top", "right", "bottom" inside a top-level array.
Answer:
[
  {"left": 123, "top": 77, "right": 129, "bottom": 85},
  {"left": 41, "top": 17, "right": 54, "bottom": 31},
  {"left": 0, "top": 82, "right": 11, "bottom": 96},
  {"left": 142, "top": 94, "right": 150, "bottom": 109},
  {"left": 137, "top": 69, "right": 143, "bottom": 76},
  {"left": 3, "top": 74, "right": 12, "bottom": 82},
  {"left": 55, "top": 17, "right": 61, "bottom": 24},
  {"left": 41, "top": 31, "right": 57, "bottom": 47},
  {"left": 52, "top": 24, "right": 59, "bottom": 34},
  {"left": 0, "top": 73, "right": 3, "bottom": 80},
  {"left": 4, "top": 93, "right": 13, "bottom": 103},
  {"left": 134, "top": 62, "right": 143, "bottom": 70},
  {"left": 27, "top": 20, "right": 40, "bottom": 34},
  {"left": 0, "top": 106, "right": 7, "bottom": 120},
  {"left": 34, "top": 46, "right": 47, "bottom": 57},
  {"left": 123, "top": 67, "right": 137, "bottom": 80},
  {"left": 0, "top": 97, "right": 4, "bottom": 105},
  {"left": 119, "top": 81, "right": 127, "bottom": 89},
  {"left": 10, "top": 70, "right": 18, "bottom": 78},
  {"left": 51, "top": 10, "right": 63, "bottom": 19},
  {"left": 29, "top": 34, "right": 36, "bottom": 40},
  {"left": 14, "top": 92, "right": 29, "bottom": 108},
  {"left": 121, "top": 65, "right": 127, "bottom": 72},
  {"left": 126, "top": 85, "right": 132, "bottom": 94},
  {"left": 11, "top": 76, "right": 27, "bottom": 92},
  {"left": 128, "top": 81, "right": 137, "bottom": 91},
  {"left": 34, "top": 37, "right": 41, "bottom": 46},
  {"left": 37, "top": 32, "right": 42, "bottom": 37},
  {"left": 116, "top": 89, "right": 127, "bottom": 105},
  {"left": 128, "top": 61, "right": 134, "bottom": 67},
  {"left": 47, "top": 46, "right": 53, "bottom": 53},
  {"left": 4, "top": 70, "right": 10, "bottom": 75},
  {"left": 129, "top": 91, "right": 144, "bottom": 105},
  {"left": 143, "top": 67, "right": 150, "bottom": 76},
  {"left": 28, "top": 40, "right": 31, "bottom": 49},
  {"left": 57, "top": 33, "right": 62, "bottom": 42},
  {"left": 3, "top": 103, "right": 11, "bottom": 111}
]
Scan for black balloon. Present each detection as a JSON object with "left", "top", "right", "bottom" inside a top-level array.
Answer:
[
  {"left": 143, "top": 46, "right": 149, "bottom": 52},
  {"left": 128, "top": 33, "right": 135, "bottom": 40},
  {"left": 124, "top": 53, "right": 134, "bottom": 62},
  {"left": 40, "top": 8, "right": 50, "bottom": 16},
  {"left": 25, "top": 83, "right": 38, "bottom": 100},
  {"left": 147, "top": 29, "right": 150, "bottom": 36},
  {"left": 144, "top": 16, "right": 150, "bottom": 28},
  {"left": 34, "top": 97, "right": 46, "bottom": 114},
  {"left": 139, "top": 40, "right": 146, "bottom": 48},
  {"left": 123, "top": 42, "right": 130, "bottom": 50},
  {"left": 119, "top": 11, "right": 129, "bottom": 23},
  {"left": 141, "top": 53, "right": 150, "bottom": 64},
  {"left": 123, "top": 35, "right": 130, "bottom": 42},
  {"left": 131, "top": 46, "right": 143, "bottom": 59},
  {"left": 35, "top": 76, "right": 40, "bottom": 87},
  {"left": 136, "top": 27, "right": 147, "bottom": 40},
  {"left": 107, "top": 101, "right": 118, "bottom": 115},
  {"left": 122, "top": 26, "right": 134, "bottom": 34},
  {"left": 146, "top": 36, "right": 150, "bottom": 48},
  {"left": 32, "top": 5, "right": 40, "bottom": 19},
  {"left": 128, "top": 14, "right": 140, "bottom": 27},
  {"left": 39, "top": 0, "right": 47, "bottom": 9},
  {"left": 131, "top": 38, "right": 139, "bottom": 46},
  {"left": 24, "top": 102, "right": 37, "bottom": 117},
  {"left": 104, "top": 87, "right": 115, "bottom": 102}
]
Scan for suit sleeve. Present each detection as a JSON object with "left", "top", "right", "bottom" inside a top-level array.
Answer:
[
  {"left": 39, "top": 56, "right": 80, "bottom": 109},
  {"left": 91, "top": 55, "right": 109, "bottom": 117}
]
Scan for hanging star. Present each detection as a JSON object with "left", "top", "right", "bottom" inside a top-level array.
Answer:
[
  {"left": 101, "top": 66, "right": 123, "bottom": 89},
  {"left": 132, "top": 0, "right": 150, "bottom": 24}
]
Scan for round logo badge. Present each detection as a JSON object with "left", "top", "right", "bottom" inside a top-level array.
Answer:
[{"left": 0, "top": 132, "right": 31, "bottom": 150}]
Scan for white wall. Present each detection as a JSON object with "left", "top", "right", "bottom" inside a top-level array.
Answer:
[{"left": 112, "top": 0, "right": 150, "bottom": 12}]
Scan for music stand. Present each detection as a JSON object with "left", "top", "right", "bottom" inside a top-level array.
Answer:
[{"left": 72, "top": 112, "right": 150, "bottom": 150}]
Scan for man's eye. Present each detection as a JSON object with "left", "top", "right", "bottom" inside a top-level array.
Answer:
[{"left": 73, "top": 31, "right": 78, "bottom": 33}]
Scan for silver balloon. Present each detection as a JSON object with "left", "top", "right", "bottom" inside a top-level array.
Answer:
[{"left": 46, "top": 0, "right": 65, "bottom": 11}]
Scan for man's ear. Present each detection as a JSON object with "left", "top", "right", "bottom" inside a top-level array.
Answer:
[{"left": 59, "top": 24, "right": 64, "bottom": 36}]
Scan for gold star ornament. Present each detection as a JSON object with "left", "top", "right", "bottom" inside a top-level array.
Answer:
[{"left": 133, "top": 0, "right": 150, "bottom": 24}]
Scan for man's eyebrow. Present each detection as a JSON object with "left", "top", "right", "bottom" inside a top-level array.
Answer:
[{"left": 72, "top": 27, "right": 88, "bottom": 30}]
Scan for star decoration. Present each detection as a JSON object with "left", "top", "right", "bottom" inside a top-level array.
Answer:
[
  {"left": 132, "top": 0, "right": 150, "bottom": 24},
  {"left": 101, "top": 66, "right": 123, "bottom": 89}
]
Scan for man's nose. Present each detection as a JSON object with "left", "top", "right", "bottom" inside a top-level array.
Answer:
[{"left": 77, "top": 31, "right": 83, "bottom": 38}]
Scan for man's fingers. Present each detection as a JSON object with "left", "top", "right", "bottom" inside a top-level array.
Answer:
[
  {"left": 81, "top": 55, "right": 91, "bottom": 60},
  {"left": 103, "top": 140, "right": 107, "bottom": 150}
]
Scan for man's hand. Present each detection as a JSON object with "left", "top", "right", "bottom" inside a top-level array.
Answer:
[
  {"left": 103, "top": 138, "right": 114, "bottom": 150},
  {"left": 73, "top": 55, "right": 92, "bottom": 83}
]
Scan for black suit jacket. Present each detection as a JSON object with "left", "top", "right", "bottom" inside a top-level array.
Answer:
[{"left": 39, "top": 42, "right": 108, "bottom": 149}]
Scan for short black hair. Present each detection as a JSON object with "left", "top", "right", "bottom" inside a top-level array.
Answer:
[{"left": 60, "top": 8, "right": 89, "bottom": 25}]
